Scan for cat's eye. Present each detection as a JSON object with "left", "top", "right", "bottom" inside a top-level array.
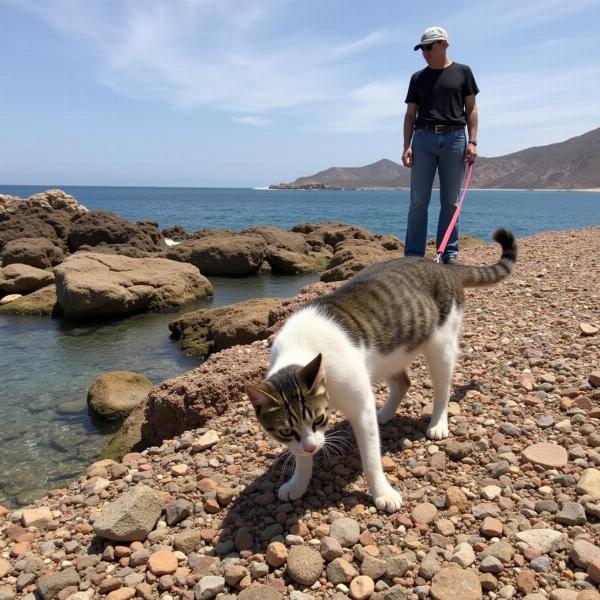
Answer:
[
  {"left": 279, "top": 428, "right": 294, "bottom": 438},
  {"left": 313, "top": 414, "right": 326, "bottom": 427}
]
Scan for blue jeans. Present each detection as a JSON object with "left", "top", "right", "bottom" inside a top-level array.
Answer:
[{"left": 405, "top": 128, "right": 466, "bottom": 259}]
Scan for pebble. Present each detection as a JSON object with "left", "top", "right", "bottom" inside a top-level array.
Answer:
[
  {"left": 522, "top": 443, "right": 569, "bottom": 469},
  {"left": 411, "top": 503, "right": 437, "bottom": 524},
  {"left": 266, "top": 542, "right": 288, "bottom": 567},
  {"left": 515, "top": 530, "right": 567, "bottom": 554},
  {"left": 556, "top": 501, "right": 587, "bottom": 525},
  {"left": 576, "top": 468, "right": 600, "bottom": 498},
  {"left": 286, "top": 546, "right": 324, "bottom": 586},
  {"left": 147, "top": 550, "right": 178, "bottom": 576},
  {"left": 451, "top": 543, "right": 476, "bottom": 568},
  {"left": 329, "top": 517, "right": 360, "bottom": 547},
  {"left": 320, "top": 537, "right": 344, "bottom": 561},
  {"left": 570, "top": 540, "right": 600, "bottom": 569},
  {"left": 194, "top": 576, "right": 225, "bottom": 600},
  {"left": 430, "top": 566, "right": 482, "bottom": 600},
  {"left": 327, "top": 558, "right": 357, "bottom": 584},
  {"left": 349, "top": 576, "right": 375, "bottom": 600}
]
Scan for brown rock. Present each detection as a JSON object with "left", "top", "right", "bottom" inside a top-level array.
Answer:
[
  {"left": 522, "top": 443, "right": 568, "bottom": 468},
  {"left": 411, "top": 503, "right": 438, "bottom": 524},
  {"left": 0, "top": 557, "right": 12, "bottom": 578},
  {"left": 0, "top": 263, "right": 54, "bottom": 294},
  {"left": 589, "top": 371, "right": 600, "bottom": 387},
  {"left": 516, "top": 570, "right": 536, "bottom": 594},
  {"left": 88, "top": 371, "right": 153, "bottom": 421},
  {"left": 480, "top": 517, "right": 503, "bottom": 537},
  {"left": 147, "top": 550, "right": 178, "bottom": 576},
  {"left": 106, "top": 587, "right": 137, "bottom": 600},
  {"left": 55, "top": 252, "right": 212, "bottom": 319},
  {"left": 430, "top": 566, "right": 482, "bottom": 600},
  {"left": 1, "top": 237, "right": 65, "bottom": 269},
  {"left": 20, "top": 506, "right": 53, "bottom": 528},
  {"left": 588, "top": 559, "right": 600, "bottom": 584},
  {"left": 266, "top": 542, "right": 288, "bottom": 568},
  {"left": 350, "top": 575, "right": 375, "bottom": 600},
  {"left": 580, "top": 323, "right": 599, "bottom": 336},
  {"left": 169, "top": 298, "right": 281, "bottom": 357},
  {"left": 446, "top": 486, "right": 469, "bottom": 511},
  {"left": 286, "top": 546, "right": 324, "bottom": 586}
]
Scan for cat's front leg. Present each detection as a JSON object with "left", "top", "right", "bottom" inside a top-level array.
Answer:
[
  {"left": 350, "top": 406, "right": 403, "bottom": 513},
  {"left": 278, "top": 455, "right": 313, "bottom": 501}
]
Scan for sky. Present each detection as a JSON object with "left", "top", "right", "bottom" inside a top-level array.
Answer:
[{"left": 1, "top": 0, "right": 600, "bottom": 187}]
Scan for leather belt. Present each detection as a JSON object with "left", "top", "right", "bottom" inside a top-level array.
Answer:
[{"left": 419, "top": 124, "right": 465, "bottom": 133}]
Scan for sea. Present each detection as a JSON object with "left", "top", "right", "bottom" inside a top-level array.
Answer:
[{"left": 1, "top": 185, "right": 599, "bottom": 507}]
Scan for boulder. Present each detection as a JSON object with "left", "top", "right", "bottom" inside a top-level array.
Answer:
[
  {"left": 162, "top": 225, "right": 189, "bottom": 242},
  {"left": 166, "top": 233, "right": 267, "bottom": 276},
  {"left": 0, "top": 285, "right": 59, "bottom": 316},
  {"left": 93, "top": 484, "right": 163, "bottom": 542},
  {"left": 0, "top": 211, "right": 67, "bottom": 252},
  {"left": 243, "top": 226, "right": 308, "bottom": 253},
  {"left": 169, "top": 297, "right": 282, "bottom": 356},
  {"left": 292, "top": 222, "right": 377, "bottom": 248},
  {"left": 88, "top": 371, "right": 154, "bottom": 421},
  {"left": 321, "top": 243, "right": 402, "bottom": 282},
  {"left": 101, "top": 400, "right": 148, "bottom": 460},
  {"left": 23, "top": 188, "right": 87, "bottom": 215},
  {"left": 68, "top": 211, "right": 166, "bottom": 253},
  {"left": 1, "top": 237, "right": 65, "bottom": 268},
  {"left": 0, "top": 263, "right": 54, "bottom": 293},
  {"left": 54, "top": 252, "right": 213, "bottom": 319},
  {"left": 266, "top": 248, "right": 330, "bottom": 274}
]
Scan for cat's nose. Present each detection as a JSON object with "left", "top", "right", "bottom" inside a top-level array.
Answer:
[{"left": 303, "top": 441, "right": 317, "bottom": 453}]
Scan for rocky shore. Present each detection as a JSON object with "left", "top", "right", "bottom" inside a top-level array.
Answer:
[{"left": 0, "top": 226, "right": 599, "bottom": 600}]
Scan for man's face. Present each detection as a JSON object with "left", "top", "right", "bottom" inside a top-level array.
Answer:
[{"left": 421, "top": 40, "right": 446, "bottom": 64}]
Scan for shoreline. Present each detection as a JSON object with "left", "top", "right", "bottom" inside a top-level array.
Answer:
[{"left": 0, "top": 226, "right": 599, "bottom": 599}]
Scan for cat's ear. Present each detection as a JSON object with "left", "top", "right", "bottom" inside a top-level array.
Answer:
[
  {"left": 245, "top": 383, "right": 279, "bottom": 410},
  {"left": 298, "top": 353, "right": 326, "bottom": 396}
]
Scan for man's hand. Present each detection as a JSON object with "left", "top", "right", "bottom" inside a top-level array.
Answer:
[
  {"left": 465, "top": 142, "right": 477, "bottom": 164},
  {"left": 402, "top": 147, "right": 413, "bottom": 168}
]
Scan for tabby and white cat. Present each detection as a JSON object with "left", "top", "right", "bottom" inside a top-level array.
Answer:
[{"left": 245, "top": 229, "right": 517, "bottom": 512}]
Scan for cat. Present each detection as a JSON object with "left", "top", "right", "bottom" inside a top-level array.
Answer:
[{"left": 245, "top": 229, "right": 517, "bottom": 512}]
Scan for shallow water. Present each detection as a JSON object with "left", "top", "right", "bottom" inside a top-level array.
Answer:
[{"left": 0, "top": 273, "right": 318, "bottom": 507}]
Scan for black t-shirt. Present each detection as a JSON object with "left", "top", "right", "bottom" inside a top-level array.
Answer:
[{"left": 405, "top": 62, "right": 479, "bottom": 127}]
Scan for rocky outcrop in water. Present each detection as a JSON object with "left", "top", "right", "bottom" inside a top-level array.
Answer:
[
  {"left": 1, "top": 237, "right": 65, "bottom": 269},
  {"left": 169, "top": 297, "right": 282, "bottom": 357},
  {"left": 165, "top": 232, "right": 268, "bottom": 276},
  {"left": 0, "top": 264, "right": 54, "bottom": 294},
  {"left": 68, "top": 212, "right": 166, "bottom": 254},
  {"left": 87, "top": 371, "right": 154, "bottom": 421},
  {"left": 0, "top": 285, "right": 59, "bottom": 316},
  {"left": 54, "top": 252, "right": 213, "bottom": 319}
]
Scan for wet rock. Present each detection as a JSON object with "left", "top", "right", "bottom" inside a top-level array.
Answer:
[{"left": 87, "top": 371, "right": 153, "bottom": 421}]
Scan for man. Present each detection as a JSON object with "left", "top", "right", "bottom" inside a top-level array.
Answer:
[{"left": 402, "top": 26, "right": 479, "bottom": 264}]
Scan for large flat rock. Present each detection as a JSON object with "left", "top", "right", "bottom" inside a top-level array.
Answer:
[{"left": 54, "top": 252, "right": 213, "bottom": 319}]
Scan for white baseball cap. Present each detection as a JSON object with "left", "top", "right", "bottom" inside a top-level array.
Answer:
[{"left": 414, "top": 26, "right": 448, "bottom": 51}]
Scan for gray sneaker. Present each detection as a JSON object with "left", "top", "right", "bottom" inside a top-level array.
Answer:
[{"left": 443, "top": 256, "right": 459, "bottom": 265}]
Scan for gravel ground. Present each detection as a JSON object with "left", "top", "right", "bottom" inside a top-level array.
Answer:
[{"left": 0, "top": 226, "right": 599, "bottom": 600}]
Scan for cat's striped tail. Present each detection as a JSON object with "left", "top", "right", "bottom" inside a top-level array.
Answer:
[{"left": 459, "top": 228, "right": 517, "bottom": 287}]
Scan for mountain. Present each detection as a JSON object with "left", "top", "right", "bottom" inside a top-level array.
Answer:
[{"left": 270, "top": 127, "right": 600, "bottom": 190}]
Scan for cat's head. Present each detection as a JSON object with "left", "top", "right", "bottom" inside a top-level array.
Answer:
[{"left": 245, "top": 354, "right": 329, "bottom": 456}]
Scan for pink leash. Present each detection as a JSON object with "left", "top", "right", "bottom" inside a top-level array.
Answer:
[{"left": 434, "top": 161, "right": 475, "bottom": 263}]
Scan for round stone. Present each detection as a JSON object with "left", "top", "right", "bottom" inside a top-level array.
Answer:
[
  {"left": 411, "top": 502, "right": 438, "bottom": 524},
  {"left": 286, "top": 546, "right": 324, "bottom": 586},
  {"left": 147, "top": 550, "right": 178, "bottom": 576},
  {"left": 589, "top": 558, "right": 600, "bottom": 583},
  {"left": 431, "top": 566, "right": 482, "bottom": 600},
  {"left": 329, "top": 517, "right": 360, "bottom": 547},
  {"left": 522, "top": 443, "right": 568, "bottom": 469},
  {"left": 349, "top": 575, "right": 375, "bottom": 600}
]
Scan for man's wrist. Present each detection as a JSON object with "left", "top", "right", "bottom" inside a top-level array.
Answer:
[{"left": 468, "top": 140, "right": 477, "bottom": 146}]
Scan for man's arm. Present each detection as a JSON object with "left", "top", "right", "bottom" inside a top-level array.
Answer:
[
  {"left": 465, "top": 95, "right": 478, "bottom": 163},
  {"left": 402, "top": 103, "right": 417, "bottom": 167}
]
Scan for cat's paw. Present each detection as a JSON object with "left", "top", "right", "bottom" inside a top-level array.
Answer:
[
  {"left": 377, "top": 407, "right": 395, "bottom": 425},
  {"left": 426, "top": 422, "right": 449, "bottom": 440},
  {"left": 278, "top": 479, "right": 308, "bottom": 502},
  {"left": 373, "top": 487, "right": 403, "bottom": 513}
]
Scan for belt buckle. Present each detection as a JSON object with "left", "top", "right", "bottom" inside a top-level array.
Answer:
[{"left": 434, "top": 124, "right": 444, "bottom": 133}]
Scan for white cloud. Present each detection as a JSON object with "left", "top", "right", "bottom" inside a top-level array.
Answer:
[
  {"left": 330, "top": 80, "right": 406, "bottom": 132},
  {"left": 233, "top": 115, "right": 269, "bottom": 127},
  {"left": 7, "top": 0, "right": 390, "bottom": 115}
]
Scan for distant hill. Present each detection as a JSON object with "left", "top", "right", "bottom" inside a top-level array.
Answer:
[{"left": 270, "top": 127, "right": 600, "bottom": 190}]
